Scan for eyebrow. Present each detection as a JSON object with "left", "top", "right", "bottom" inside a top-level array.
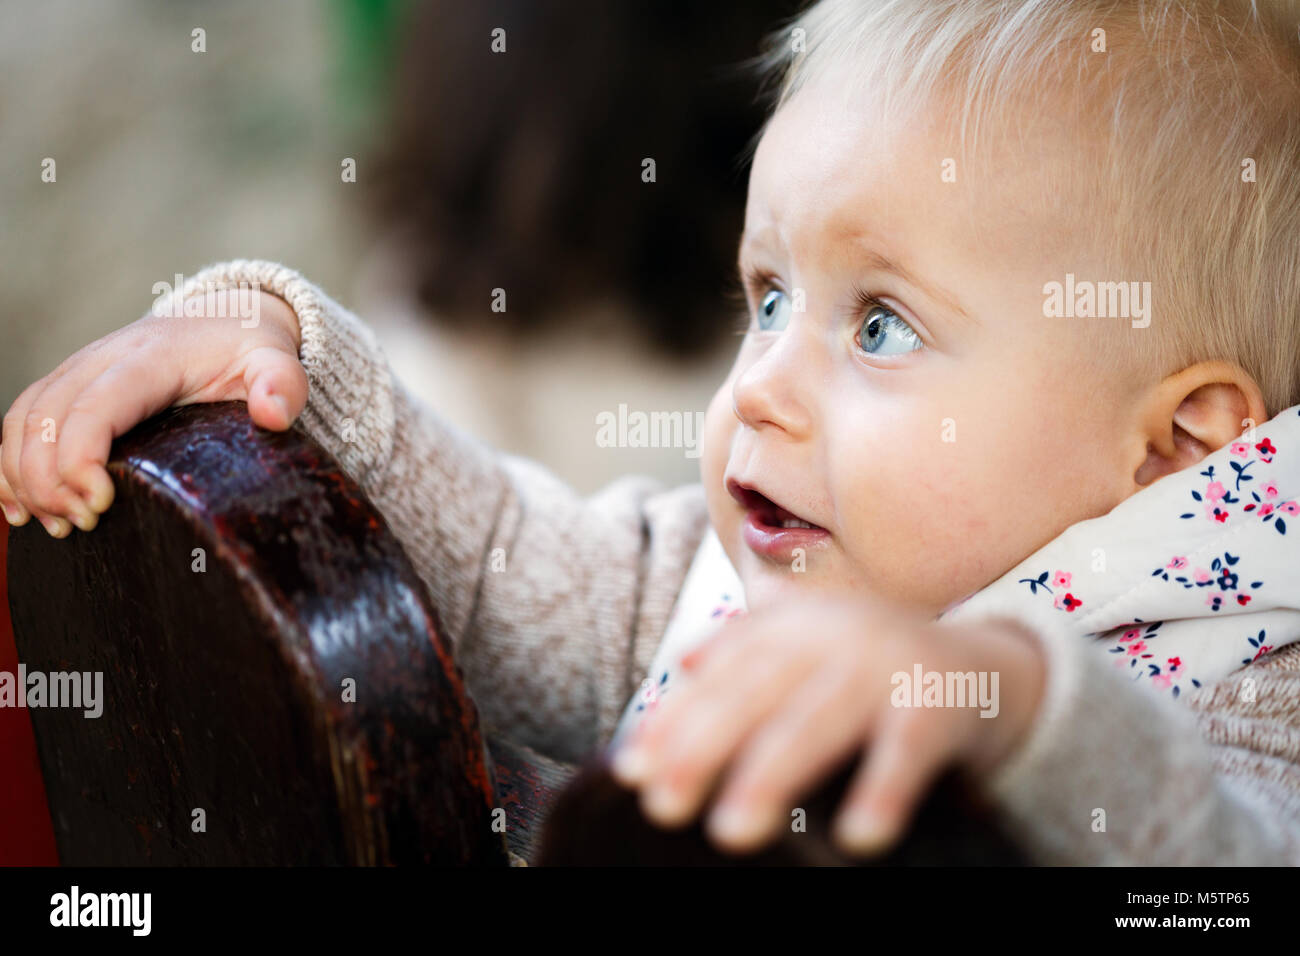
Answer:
[
  {"left": 852, "top": 248, "right": 977, "bottom": 327},
  {"left": 736, "top": 231, "right": 977, "bottom": 328}
]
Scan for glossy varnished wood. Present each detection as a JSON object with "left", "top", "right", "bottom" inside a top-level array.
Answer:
[{"left": 7, "top": 402, "right": 508, "bottom": 865}]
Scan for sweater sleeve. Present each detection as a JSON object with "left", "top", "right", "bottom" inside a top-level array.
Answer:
[
  {"left": 179, "top": 260, "right": 710, "bottom": 763},
  {"left": 978, "top": 623, "right": 1300, "bottom": 864}
]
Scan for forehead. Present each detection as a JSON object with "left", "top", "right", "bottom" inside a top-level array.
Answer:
[{"left": 743, "top": 73, "right": 1088, "bottom": 272}]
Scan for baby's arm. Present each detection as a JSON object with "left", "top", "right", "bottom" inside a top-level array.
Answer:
[
  {"left": 981, "top": 626, "right": 1300, "bottom": 864},
  {"left": 181, "top": 261, "right": 711, "bottom": 764},
  {"left": 1, "top": 259, "right": 706, "bottom": 765}
]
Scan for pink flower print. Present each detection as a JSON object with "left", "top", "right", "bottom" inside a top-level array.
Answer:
[
  {"left": 1237, "top": 594, "right": 1252, "bottom": 606},
  {"left": 1166, "top": 556, "right": 1187, "bottom": 570},
  {"left": 1052, "top": 570, "right": 1072, "bottom": 588},
  {"left": 1252, "top": 643, "right": 1275, "bottom": 662},
  {"left": 639, "top": 678, "right": 660, "bottom": 706},
  {"left": 1259, "top": 503, "right": 1275, "bottom": 517},
  {"left": 1230, "top": 441, "right": 1250, "bottom": 458},
  {"left": 1281, "top": 501, "right": 1300, "bottom": 516},
  {"left": 1167, "top": 656, "right": 1181, "bottom": 671},
  {"left": 1193, "top": 568, "right": 1213, "bottom": 584},
  {"left": 1127, "top": 640, "right": 1147, "bottom": 656},
  {"left": 1206, "top": 481, "right": 1227, "bottom": 502},
  {"left": 1263, "top": 480, "right": 1280, "bottom": 498},
  {"left": 1256, "top": 437, "right": 1276, "bottom": 462},
  {"left": 1206, "top": 592, "right": 1225, "bottom": 611},
  {"left": 636, "top": 671, "right": 673, "bottom": 713},
  {"left": 1204, "top": 502, "right": 1229, "bottom": 523},
  {"left": 1119, "top": 628, "right": 1142, "bottom": 643},
  {"left": 1054, "top": 592, "right": 1082, "bottom": 612},
  {"left": 1151, "top": 673, "right": 1173, "bottom": 690}
]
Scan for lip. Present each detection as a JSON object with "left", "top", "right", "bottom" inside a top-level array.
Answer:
[{"left": 726, "top": 477, "right": 831, "bottom": 562}]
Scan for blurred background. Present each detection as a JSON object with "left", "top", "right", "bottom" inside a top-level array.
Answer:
[
  {"left": 1, "top": 0, "right": 799, "bottom": 493},
  {"left": 0, "top": 0, "right": 799, "bottom": 863}
]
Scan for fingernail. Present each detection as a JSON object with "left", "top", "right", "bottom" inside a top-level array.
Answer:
[
  {"left": 834, "top": 809, "right": 894, "bottom": 855},
  {"left": 87, "top": 474, "right": 114, "bottom": 513},
  {"left": 2, "top": 504, "right": 22, "bottom": 525},
  {"left": 708, "top": 802, "right": 767, "bottom": 847},
  {"left": 643, "top": 783, "right": 692, "bottom": 826},
  {"left": 41, "top": 516, "right": 70, "bottom": 538},
  {"left": 610, "top": 745, "right": 651, "bottom": 785},
  {"left": 272, "top": 394, "right": 291, "bottom": 421},
  {"left": 70, "top": 510, "right": 95, "bottom": 532}
]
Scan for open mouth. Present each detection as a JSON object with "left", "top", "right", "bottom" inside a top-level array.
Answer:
[
  {"left": 727, "top": 479, "right": 825, "bottom": 530},
  {"left": 727, "top": 478, "right": 831, "bottom": 561}
]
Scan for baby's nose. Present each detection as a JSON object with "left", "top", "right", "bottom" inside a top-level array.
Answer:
[{"left": 731, "top": 336, "right": 818, "bottom": 438}]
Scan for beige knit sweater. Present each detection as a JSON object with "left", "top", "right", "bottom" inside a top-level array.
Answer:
[{"left": 184, "top": 259, "right": 1300, "bottom": 866}]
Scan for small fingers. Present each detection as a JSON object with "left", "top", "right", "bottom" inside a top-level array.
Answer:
[
  {"left": 2, "top": 378, "right": 49, "bottom": 525},
  {"left": 832, "top": 707, "right": 956, "bottom": 857},
  {"left": 18, "top": 414, "right": 94, "bottom": 534},
  {"left": 3, "top": 343, "right": 121, "bottom": 533},
  {"left": 704, "top": 660, "right": 880, "bottom": 853},
  {"left": 628, "top": 618, "right": 760, "bottom": 761},
  {"left": 629, "top": 651, "right": 799, "bottom": 831},
  {"left": 55, "top": 361, "right": 183, "bottom": 520},
  {"left": 18, "top": 385, "right": 106, "bottom": 532},
  {"left": 0, "top": 467, "right": 28, "bottom": 526},
  {"left": 241, "top": 346, "right": 308, "bottom": 431}
]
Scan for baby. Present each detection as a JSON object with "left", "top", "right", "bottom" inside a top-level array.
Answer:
[{"left": 5, "top": 0, "right": 1300, "bottom": 865}]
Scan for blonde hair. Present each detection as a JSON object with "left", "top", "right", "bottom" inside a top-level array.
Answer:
[{"left": 748, "top": 0, "right": 1300, "bottom": 416}]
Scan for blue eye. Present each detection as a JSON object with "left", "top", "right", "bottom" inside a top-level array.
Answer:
[
  {"left": 758, "top": 288, "right": 791, "bottom": 331},
  {"left": 858, "top": 304, "right": 922, "bottom": 356}
]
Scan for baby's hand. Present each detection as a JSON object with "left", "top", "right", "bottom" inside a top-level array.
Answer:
[
  {"left": 1, "top": 290, "right": 304, "bottom": 536},
  {"left": 610, "top": 595, "right": 1046, "bottom": 857}
]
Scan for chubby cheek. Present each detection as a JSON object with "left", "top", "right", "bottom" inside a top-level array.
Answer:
[
  {"left": 830, "top": 396, "right": 1120, "bottom": 613},
  {"left": 833, "top": 441, "right": 1014, "bottom": 612},
  {"left": 700, "top": 380, "right": 739, "bottom": 542}
]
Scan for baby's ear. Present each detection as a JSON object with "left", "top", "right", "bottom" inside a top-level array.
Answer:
[
  {"left": 1171, "top": 382, "right": 1258, "bottom": 452},
  {"left": 1132, "top": 361, "right": 1267, "bottom": 488}
]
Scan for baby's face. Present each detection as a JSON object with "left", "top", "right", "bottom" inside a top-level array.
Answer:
[{"left": 702, "top": 78, "right": 1150, "bottom": 616}]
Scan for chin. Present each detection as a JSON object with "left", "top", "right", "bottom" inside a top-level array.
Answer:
[{"left": 736, "top": 556, "right": 821, "bottom": 612}]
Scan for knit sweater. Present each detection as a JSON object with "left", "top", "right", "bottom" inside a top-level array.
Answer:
[{"left": 181, "top": 259, "right": 1300, "bottom": 866}]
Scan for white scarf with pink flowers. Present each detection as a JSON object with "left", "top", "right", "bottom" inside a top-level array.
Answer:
[{"left": 609, "top": 405, "right": 1300, "bottom": 752}]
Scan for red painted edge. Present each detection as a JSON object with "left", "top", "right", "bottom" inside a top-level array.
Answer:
[{"left": 0, "top": 523, "right": 60, "bottom": 865}]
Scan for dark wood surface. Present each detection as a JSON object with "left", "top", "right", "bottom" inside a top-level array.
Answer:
[
  {"left": 7, "top": 402, "right": 510, "bottom": 865},
  {"left": 537, "top": 754, "right": 1029, "bottom": 866}
]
